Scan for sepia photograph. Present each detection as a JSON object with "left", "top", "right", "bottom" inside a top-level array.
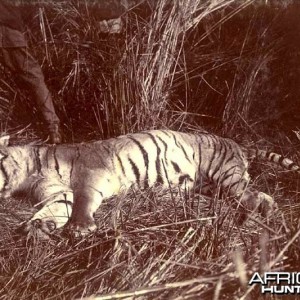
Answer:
[{"left": 0, "top": 0, "right": 300, "bottom": 299}]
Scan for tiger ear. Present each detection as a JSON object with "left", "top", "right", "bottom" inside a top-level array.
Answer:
[{"left": 0, "top": 135, "right": 10, "bottom": 147}]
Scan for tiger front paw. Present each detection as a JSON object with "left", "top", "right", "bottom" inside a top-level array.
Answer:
[
  {"left": 17, "top": 218, "right": 57, "bottom": 240},
  {"left": 65, "top": 219, "right": 97, "bottom": 238}
]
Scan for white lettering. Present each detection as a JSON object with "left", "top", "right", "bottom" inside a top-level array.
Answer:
[
  {"left": 250, "top": 272, "right": 300, "bottom": 295},
  {"left": 264, "top": 272, "right": 278, "bottom": 283},
  {"left": 249, "top": 272, "right": 264, "bottom": 285},
  {"left": 277, "top": 272, "right": 290, "bottom": 284},
  {"left": 284, "top": 286, "right": 295, "bottom": 293},
  {"left": 262, "top": 285, "right": 300, "bottom": 294},
  {"left": 295, "top": 273, "right": 300, "bottom": 285},
  {"left": 262, "top": 286, "right": 274, "bottom": 293}
]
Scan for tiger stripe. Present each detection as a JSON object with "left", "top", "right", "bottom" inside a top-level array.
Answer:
[
  {"left": 128, "top": 137, "right": 149, "bottom": 188},
  {"left": 0, "top": 158, "right": 8, "bottom": 192},
  {"left": 34, "top": 147, "right": 42, "bottom": 174},
  {"left": 171, "top": 161, "right": 181, "bottom": 173},
  {"left": 211, "top": 139, "right": 227, "bottom": 182},
  {"left": 116, "top": 154, "right": 126, "bottom": 176},
  {"left": 53, "top": 147, "right": 62, "bottom": 179},
  {"left": 146, "top": 132, "right": 164, "bottom": 185},
  {"left": 156, "top": 136, "right": 169, "bottom": 167},
  {"left": 128, "top": 157, "right": 140, "bottom": 185}
]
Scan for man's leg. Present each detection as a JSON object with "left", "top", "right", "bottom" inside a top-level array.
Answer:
[{"left": 1, "top": 47, "right": 62, "bottom": 143}]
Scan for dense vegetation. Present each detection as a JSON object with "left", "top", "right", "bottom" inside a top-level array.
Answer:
[{"left": 0, "top": 0, "right": 300, "bottom": 299}]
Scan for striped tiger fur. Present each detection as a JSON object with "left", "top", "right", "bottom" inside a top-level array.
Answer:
[{"left": 0, "top": 130, "right": 295, "bottom": 238}]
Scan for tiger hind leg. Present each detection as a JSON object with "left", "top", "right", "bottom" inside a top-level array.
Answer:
[
  {"left": 221, "top": 171, "right": 276, "bottom": 219},
  {"left": 237, "top": 189, "right": 276, "bottom": 217}
]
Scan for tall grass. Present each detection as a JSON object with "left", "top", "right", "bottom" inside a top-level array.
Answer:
[
  {"left": 0, "top": 0, "right": 271, "bottom": 140},
  {"left": 1, "top": 0, "right": 294, "bottom": 140},
  {"left": 111, "top": 0, "right": 238, "bottom": 133}
]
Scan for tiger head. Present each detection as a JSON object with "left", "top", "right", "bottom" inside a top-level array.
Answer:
[{"left": 0, "top": 135, "right": 14, "bottom": 199}]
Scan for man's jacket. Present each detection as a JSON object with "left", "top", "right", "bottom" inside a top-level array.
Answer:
[
  {"left": 0, "top": 1, "right": 24, "bottom": 31},
  {"left": 0, "top": 1, "right": 26, "bottom": 47}
]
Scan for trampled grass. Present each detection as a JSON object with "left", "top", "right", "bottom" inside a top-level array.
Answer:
[{"left": 0, "top": 0, "right": 300, "bottom": 299}]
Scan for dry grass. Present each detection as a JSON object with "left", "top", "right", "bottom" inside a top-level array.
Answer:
[
  {"left": 1, "top": 169, "right": 299, "bottom": 299},
  {"left": 0, "top": 0, "right": 300, "bottom": 299}
]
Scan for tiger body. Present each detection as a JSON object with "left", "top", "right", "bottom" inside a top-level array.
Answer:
[{"left": 0, "top": 130, "right": 282, "bottom": 237}]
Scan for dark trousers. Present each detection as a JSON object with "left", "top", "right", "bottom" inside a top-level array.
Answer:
[{"left": 0, "top": 47, "right": 59, "bottom": 126}]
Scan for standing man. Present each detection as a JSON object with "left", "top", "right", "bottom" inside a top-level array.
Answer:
[{"left": 0, "top": 1, "right": 62, "bottom": 144}]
